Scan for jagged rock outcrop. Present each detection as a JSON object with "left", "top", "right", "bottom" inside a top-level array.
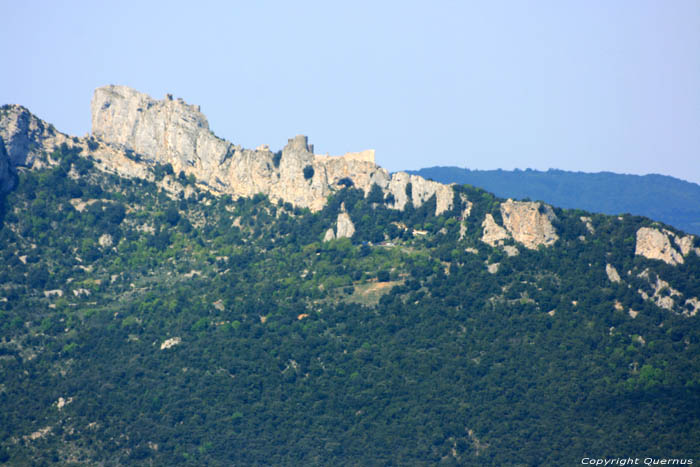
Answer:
[
  {"left": 674, "top": 234, "right": 699, "bottom": 256},
  {"left": 2, "top": 87, "right": 454, "bottom": 214},
  {"left": 160, "top": 337, "right": 181, "bottom": 350},
  {"left": 373, "top": 171, "right": 453, "bottom": 214},
  {"left": 503, "top": 245, "right": 519, "bottom": 257},
  {"left": 323, "top": 228, "right": 336, "bottom": 242},
  {"left": 606, "top": 264, "right": 621, "bottom": 283},
  {"left": 500, "top": 199, "right": 558, "bottom": 249},
  {"left": 481, "top": 214, "right": 509, "bottom": 247},
  {"left": 480, "top": 200, "right": 558, "bottom": 250},
  {"left": 336, "top": 212, "right": 356, "bottom": 239},
  {"left": 637, "top": 269, "right": 682, "bottom": 311},
  {"left": 635, "top": 227, "right": 686, "bottom": 266},
  {"left": 90, "top": 85, "right": 453, "bottom": 213},
  {"left": 0, "top": 104, "right": 69, "bottom": 168},
  {"left": 0, "top": 104, "right": 151, "bottom": 182},
  {"left": 0, "top": 136, "right": 14, "bottom": 192}
]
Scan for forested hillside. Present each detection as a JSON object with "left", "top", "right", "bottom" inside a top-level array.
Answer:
[
  {"left": 0, "top": 144, "right": 699, "bottom": 465},
  {"left": 409, "top": 166, "right": 700, "bottom": 235}
]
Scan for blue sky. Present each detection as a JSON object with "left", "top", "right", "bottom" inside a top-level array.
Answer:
[{"left": 2, "top": 1, "right": 699, "bottom": 182}]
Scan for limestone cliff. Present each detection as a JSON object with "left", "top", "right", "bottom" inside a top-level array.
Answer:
[
  {"left": 480, "top": 200, "right": 559, "bottom": 250},
  {"left": 634, "top": 227, "right": 699, "bottom": 266},
  {"left": 336, "top": 212, "right": 356, "bottom": 239},
  {"left": 0, "top": 136, "right": 14, "bottom": 193},
  {"left": 0, "top": 104, "right": 67, "bottom": 168},
  {"left": 500, "top": 199, "right": 558, "bottom": 249},
  {"left": 0, "top": 104, "right": 151, "bottom": 182},
  {"left": 481, "top": 214, "right": 509, "bottom": 247},
  {"left": 605, "top": 264, "right": 621, "bottom": 283},
  {"left": 91, "top": 85, "right": 453, "bottom": 213}
]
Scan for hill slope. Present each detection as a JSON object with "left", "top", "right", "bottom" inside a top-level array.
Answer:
[
  {"left": 409, "top": 166, "right": 700, "bottom": 235},
  {"left": 0, "top": 93, "right": 699, "bottom": 464}
]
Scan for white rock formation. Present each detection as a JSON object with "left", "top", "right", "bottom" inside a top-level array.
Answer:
[
  {"left": 323, "top": 228, "right": 336, "bottom": 242},
  {"left": 685, "top": 297, "right": 700, "bottom": 317},
  {"left": 606, "top": 264, "right": 621, "bottom": 283},
  {"left": 90, "top": 85, "right": 453, "bottom": 213},
  {"left": 56, "top": 396, "right": 73, "bottom": 410},
  {"left": 0, "top": 137, "right": 13, "bottom": 192},
  {"left": 503, "top": 245, "right": 519, "bottom": 257},
  {"left": 674, "top": 234, "right": 700, "bottom": 256},
  {"left": 0, "top": 104, "right": 151, "bottom": 182},
  {"left": 376, "top": 171, "right": 454, "bottom": 214},
  {"left": 2, "top": 87, "right": 455, "bottom": 215},
  {"left": 72, "top": 288, "right": 91, "bottom": 297},
  {"left": 481, "top": 214, "right": 509, "bottom": 247},
  {"left": 160, "top": 337, "right": 182, "bottom": 350},
  {"left": 635, "top": 227, "right": 684, "bottom": 266},
  {"left": 500, "top": 199, "right": 558, "bottom": 249},
  {"left": 336, "top": 212, "right": 356, "bottom": 239},
  {"left": 637, "top": 269, "right": 682, "bottom": 311},
  {"left": 459, "top": 222, "right": 467, "bottom": 241},
  {"left": 98, "top": 233, "right": 113, "bottom": 248}
]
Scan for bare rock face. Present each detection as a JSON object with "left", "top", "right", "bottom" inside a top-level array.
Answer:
[
  {"left": 635, "top": 227, "right": 684, "bottom": 266},
  {"left": 336, "top": 212, "right": 356, "bottom": 239},
  {"left": 503, "top": 245, "right": 519, "bottom": 257},
  {"left": 0, "top": 104, "right": 69, "bottom": 168},
  {"left": 637, "top": 269, "right": 682, "bottom": 311},
  {"left": 98, "top": 233, "right": 114, "bottom": 248},
  {"left": 323, "top": 228, "right": 336, "bottom": 242},
  {"left": 481, "top": 214, "right": 509, "bottom": 247},
  {"left": 0, "top": 103, "right": 152, "bottom": 182},
  {"left": 674, "top": 234, "right": 700, "bottom": 257},
  {"left": 375, "top": 171, "right": 453, "bottom": 215},
  {"left": 500, "top": 199, "right": 558, "bottom": 249},
  {"left": 91, "top": 85, "right": 453, "bottom": 213},
  {"left": 606, "top": 264, "right": 621, "bottom": 283},
  {"left": 160, "top": 337, "right": 182, "bottom": 350},
  {"left": 0, "top": 137, "right": 14, "bottom": 192}
]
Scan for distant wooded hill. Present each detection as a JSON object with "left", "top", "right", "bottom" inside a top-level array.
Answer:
[{"left": 408, "top": 167, "right": 700, "bottom": 235}]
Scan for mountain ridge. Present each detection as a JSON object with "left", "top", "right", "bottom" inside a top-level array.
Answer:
[
  {"left": 90, "top": 85, "right": 453, "bottom": 214},
  {"left": 1, "top": 89, "right": 700, "bottom": 464}
]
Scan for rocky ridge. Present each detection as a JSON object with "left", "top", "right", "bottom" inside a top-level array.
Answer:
[
  {"left": 90, "top": 85, "right": 454, "bottom": 214},
  {"left": 480, "top": 199, "right": 558, "bottom": 250},
  {"left": 0, "top": 136, "right": 14, "bottom": 192},
  {"left": 1, "top": 86, "right": 570, "bottom": 251},
  {"left": 634, "top": 227, "right": 699, "bottom": 266},
  {"left": 0, "top": 104, "right": 151, "bottom": 182}
]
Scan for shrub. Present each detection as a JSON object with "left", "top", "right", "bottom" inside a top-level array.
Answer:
[{"left": 303, "top": 165, "right": 314, "bottom": 180}]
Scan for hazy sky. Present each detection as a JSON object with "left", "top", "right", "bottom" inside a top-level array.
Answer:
[{"left": 2, "top": 1, "right": 699, "bottom": 182}]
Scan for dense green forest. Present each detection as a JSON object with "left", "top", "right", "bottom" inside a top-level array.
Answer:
[
  {"left": 409, "top": 166, "right": 700, "bottom": 235},
  {"left": 1, "top": 145, "right": 699, "bottom": 465}
]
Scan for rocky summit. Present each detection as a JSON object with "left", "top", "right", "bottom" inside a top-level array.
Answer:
[
  {"left": 2, "top": 85, "right": 700, "bottom": 466},
  {"left": 5, "top": 84, "right": 700, "bottom": 259},
  {"left": 90, "top": 85, "right": 453, "bottom": 214}
]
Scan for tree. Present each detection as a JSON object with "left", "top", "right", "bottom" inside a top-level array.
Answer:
[
  {"left": 165, "top": 206, "right": 181, "bottom": 226},
  {"left": 367, "top": 184, "right": 384, "bottom": 204},
  {"left": 303, "top": 165, "right": 314, "bottom": 180}
]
